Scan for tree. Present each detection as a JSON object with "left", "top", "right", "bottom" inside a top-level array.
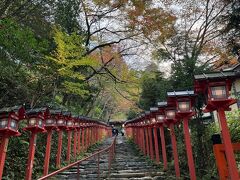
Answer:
[
  {"left": 87, "top": 45, "right": 141, "bottom": 120},
  {"left": 154, "top": 0, "right": 232, "bottom": 72},
  {"left": 220, "top": 0, "right": 240, "bottom": 60},
  {"left": 138, "top": 63, "right": 171, "bottom": 110},
  {"left": 0, "top": 18, "right": 51, "bottom": 107}
]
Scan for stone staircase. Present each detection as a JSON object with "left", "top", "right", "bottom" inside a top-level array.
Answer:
[
  {"left": 52, "top": 137, "right": 114, "bottom": 179},
  {"left": 108, "top": 136, "right": 174, "bottom": 180},
  {"left": 51, "top": 136, "right": 174, "bottom": 180}
]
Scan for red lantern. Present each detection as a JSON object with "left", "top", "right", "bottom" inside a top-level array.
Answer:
[
  {"left": 0, "top": 106, "right": 25, "bottom": 136},
  {"left": 156, "top": 114, "right": 165, "bottom": 123},
  {"left": 25, "top": 108, "right": 48, "bottom": 133},
  {"left": 167, "top": 90, "right": 196, "bottom": 117},
  {"left": 194, "top": 72, "right": 240, "bottom": 179},
  {"left": 165, "top": 108, "right": 176, "bottom": 120},
  {"left": 44, "top": 109, "right": 58, "bottom": 129},
  {"left": 0, "top": 106, "right": 25, "bottom": 179},
  {"left": 25, "top": 108, "right": 48, "bottom": 180},
  {"left": 167, "top": 90, "right": 197, "bottom": 180}
]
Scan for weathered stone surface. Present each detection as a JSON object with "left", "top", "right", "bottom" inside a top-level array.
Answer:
[{"left": 55, "top": 136, "right": 173, "bottom": 179}]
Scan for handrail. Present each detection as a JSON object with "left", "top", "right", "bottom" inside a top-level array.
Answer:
[{"left": 38, "top": 136, "right": 117, "bottom": 180}]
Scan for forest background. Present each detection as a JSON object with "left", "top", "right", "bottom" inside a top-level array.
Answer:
[{"left": 0, "top": 0, "right": 239, "bottom": 179}]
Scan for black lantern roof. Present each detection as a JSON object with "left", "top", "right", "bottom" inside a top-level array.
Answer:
[
  {"left": 50, "top": 109, "right": 62, "bottom": 115},
  {"left": 167, "top": 90, "right": 195, "bottom": 97},
  {"left": 72, "top": 114, "right": 79, "bottom": 119},
  {"left": 80, "top": 116, "right": 91, "bottom": 121},
  {"left": 157, "top": 102, "right": 167, "bottom": 107},
  {"left": 0, "top": 105, "right": 24, "bottom": 114},
  {"left": 62, "top": 111, "right": 71, "bottom": 116},
  {"left": 145, "top": 111, "right": 150, "bottom": 115},
  {"left": 150, "top": 107, "right": 158, "bottom": 112},
  {"left": 194, "top": 71, "right": 236, "bottom": 81},
  {"left": 0, "top": 105, "right": 25, "bottom": 119},
  {"left": 139, "top": 112, "right": 144, "bottom": 117},
  {"left": 124, "top": 116, "right": 140, "bottom": 125},
  {"left": 26, "top": 107, "right": 48, "bottom": 115},
  {"left": 78, "top": 115, "right": 85, "bottom": 119}
]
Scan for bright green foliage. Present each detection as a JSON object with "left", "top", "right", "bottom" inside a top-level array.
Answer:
[
  {"left": 138, "top": 70, "right": 171, "bottom": 110},
  {"left": 226, "top": 109, "right": 240, "bottom": 142},
  {"left": 54, "top": 0, "right": 83, "bottom": 34},
  {"left": 0, "top": 19, "right": 37, "bottom": 62},
  {"left": 47, "top": 27, "right": 99, "bottom": 98},
  {"left": 170, "top": 59, "right": 210, "bottom": 90},
  {"left": 0, "top": 18, "right": 51, "bottom": 107}
]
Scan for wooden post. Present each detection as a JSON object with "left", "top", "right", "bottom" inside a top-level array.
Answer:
[
  {"left": 153, "top": 127, "right": 160, "bottom": 163},
  {"left": 25, "top": 132, "right": 37, "bottom": 180},
  {"left": 0, "top": 136, "right": 9, "bottom": 179},
  {"left": 43, "top": 130, "right": 52, "bottom": 176},
  {"left": 56, "top": 131, "right": 63, "bottom": 168},
  {"left": 169, "top": 123, "right": 180, "bottom": 178}
]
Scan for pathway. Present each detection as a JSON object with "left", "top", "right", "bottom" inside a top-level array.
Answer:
[
  {"left": 109, "top": 136, "right": 174, "bottom": 180},
  {"left": 53, "top": 136, "right": 174, "bottom": 179}
]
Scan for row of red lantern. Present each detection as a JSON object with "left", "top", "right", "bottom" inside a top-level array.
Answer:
[
  {"left": 0, "top": 106, "right": 111, "bottom": 180},
  {"left": 0, "top": 107, "right": 109, "bottom": 136},
  {"left": 125, "top": 72, "right": 240, "bottom": 180},
  {"left": 124, "top": 91, "right": 195, "bottom": 179}
]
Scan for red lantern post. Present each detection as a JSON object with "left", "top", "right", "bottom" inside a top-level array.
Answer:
[
  {"left": 168, "top": 91, "right": 196, "bottom": 180},
  {"left": 77, "top": 124, "right": 82, "bottom": 155},
  {"left": 90, "top": 123, "right": 93, "bottom": 145},
  {"left": 132, "top": 123, "right": 136, "bottom": 143},
  {"left": 139, "top": 119, "right": 145, "bottom": 153},
  {"left": 43, "top": 109, "right": 58, "bottom": 176},
  {"left": 25, "top": 108, "right": 47, "bottom": 180},
  {"left": 81, "top": 122, "right": 85, "bottom": 152},
  {"left": 150, "top": 107, "right": 160, "bottom": 164},
  {"left": 144, "top": 120, "right": 150, "bottom": 156},
  {"left": 195, "top": 73, "right": 240, "bottom": 179},
  {"left": 55, "top": 110, "right": 67, "bottom": 168},
  {"left": 91, "top": 123, "right": 95, "bottom": 144},
  {"left": 95, "top": 124, "right": 99, "bottom": 143},
  {"left": 73, "top": 116, "right": 80, "bottom": 160},
  {"left": 65, "top": 112, "right": 74, "bottom": 163},
  {"left": 147, "top": 118, "right": 154, "bottom": 161},
  {"left": 85, "top": 123, "right": 89, "bottom": 149},
  {"left": 0, "top": 106, "right": 25, "bottom": 179},
  {"left": 165, "top": 107, "right": 180, "bottom": 179},
  {"left": 96, "top": 124, "right": 100, "bottom": 142},
  {"left": 136, "top": 122, "right": 141, "bottom": 149},
  {"left": 140, "top": 122, "right": 146, "bottom": 155},
  {"left": 157, "top": 101, "right": 168, "bottom": 171}
]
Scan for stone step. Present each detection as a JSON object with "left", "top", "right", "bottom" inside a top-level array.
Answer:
[
  {"left": 54, "top": 136, "right": 173, "bottom": 180},
  {"left": 109, "top": 171, "right": 164, "bottom": 178},
  {"left": 111, "top": 169, "right": 162, "bottom": 174},
  {"left": 111, "top": 165, "right": 153, "bottom": 168}
]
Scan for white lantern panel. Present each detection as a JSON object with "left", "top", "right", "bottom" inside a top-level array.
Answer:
[
  {"left": 29, "top": 118, "right": 37, "bottom": 126},
  {"left": 151, "top": 118, "right": 156, "bottom": 123},
  {"left": 10, "top": 119, "right": 17, "bottom": 130},
  {"left": 178, "top": 101, "right": 190, "bottom": 112},
  {"left": 45, "top": 119, "right": 55, "bottom": 126},
  {"left": 67, "top": 121, "right": 73, "bottom": 126},
  {"left": 166, "top": 110, "right": 175, "bottom": 119},
  {"left": 210, "top": 86, "right": 227, "bottom": 99},
  {"left": 0, "top": 119, "right": 8, "bottom": 129},
  {"left": 157, "top": 115, "right": 165, "bottom": 122},
  {"left": 38, "top": 119, "right": 43, "bottom": 127},
  {"left": 57, "top": 119, "right": 65, "bottom": 125}
]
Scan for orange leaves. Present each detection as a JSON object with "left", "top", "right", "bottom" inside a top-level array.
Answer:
[
  {"left": 90, "top": 45, "right": 122, "bottom": 65},
  {"left": 202, "top": 45, "right": 238, "bottom": 70},
  {"left": 127, "top": 6, "right": 176, "bottom": 42}
]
